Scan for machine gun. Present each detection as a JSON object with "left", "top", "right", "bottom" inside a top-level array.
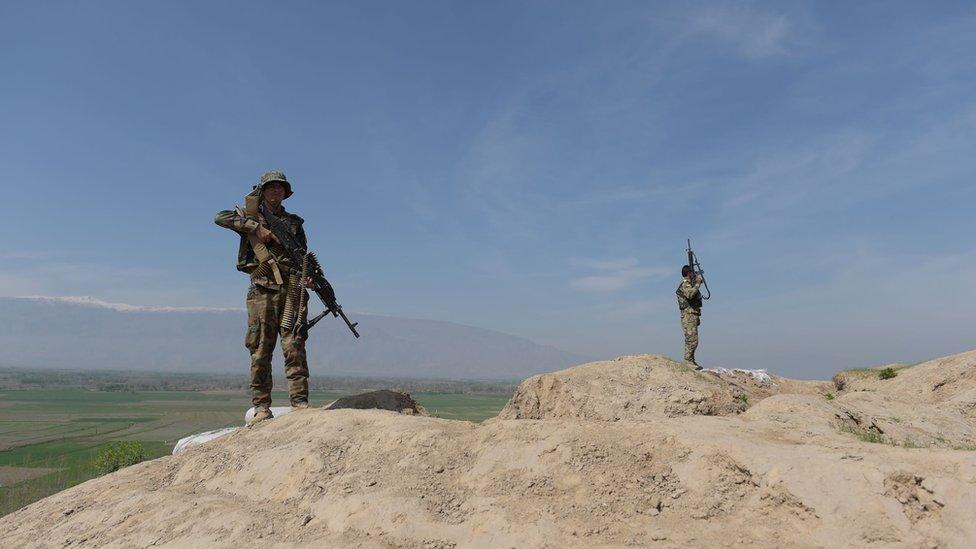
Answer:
[
  {"left": 686, "top": 238, "right": 711, "bottom": 300},
  {"left": 258, "top": 202, "right": 360, "bottom": 338}
]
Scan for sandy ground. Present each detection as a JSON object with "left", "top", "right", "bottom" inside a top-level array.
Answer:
[{"left": 1, "top": 351, "right": 975, "bottom": 548}]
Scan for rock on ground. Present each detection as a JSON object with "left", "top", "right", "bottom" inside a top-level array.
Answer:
[
  {"left": 324, "top": 389, "right": 427, "bottom": 415},
  {"left": 2, "top": 351, "right": 976, "bottom": 548}
]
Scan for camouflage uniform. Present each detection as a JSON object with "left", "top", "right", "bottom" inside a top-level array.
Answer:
[
  {"left": 676, "top": 276, "right": 703, "bottom": 365},
  {"left": 214, "top": 172, "right": 311, "bottom": 409}
]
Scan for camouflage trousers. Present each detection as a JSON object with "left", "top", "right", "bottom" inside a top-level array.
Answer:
[
  {"left": 245, "top": 283, "right": 309, "bottom": 408},
  {"left": 681, "top": 312, "right": 700, "bottom": 363}
]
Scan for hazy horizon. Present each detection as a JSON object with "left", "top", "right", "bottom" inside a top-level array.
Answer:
[
  {"left": 0, "top": 296, "right": 591, "bottom": 381},
  {"left": 2, "top": 2, "right": 974, "bottom": 378}
]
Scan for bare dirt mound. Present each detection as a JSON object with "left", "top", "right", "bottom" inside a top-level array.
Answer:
[
  {"left": 2, "top": 352, "right": 976, "bottom": 548},
  {"left": 828, "top": 350, "right": 976, "bottom": 449},
  {"left": 835, "top": 350, "right": 976, "bottom": 408},
  {"left": 497, "top": 354, "right": 827, "bottom": 421}
]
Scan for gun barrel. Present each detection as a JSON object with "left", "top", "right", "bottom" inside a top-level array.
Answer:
[
  {"left": 259, "top": 204, "right": 360, "bottom": 338},
  {"left": 338, "top": 309, "right": 360, "bottom": 338},
  {"left": 685, "top": 238, "right": 710, "bottom": 300}
]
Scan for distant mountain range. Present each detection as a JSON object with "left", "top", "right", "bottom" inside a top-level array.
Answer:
[{"left": 0, "top": 296, "right": 590, "bottom": 380}]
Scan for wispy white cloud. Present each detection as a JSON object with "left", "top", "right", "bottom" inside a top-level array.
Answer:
[
  {"left": 569, "top": 260, "right": 671, "bottom": 293},
  {"left": 13, "top": 295, "right": 242, "bottom": 313},
  {"left": 455, "top": 104, "right": 553, "bottom": 241},
  {"left": 451, "top": 10, "right": 720, "bottom": 242},
  {"left": 600, "top": 297, "right": 674, "bottom": 320},
  {"left": 685, "top": 3, "right": 800, "bottom": 59},
  {"left": 570, "top": 257, "right": 640, "bottom": 271},
  {"left": 886, "top": 102, "right": 976, "bottom": 177},
  {"left": 452, "top": 3, "right": 811, "bottom": 245},
  {"left": 0, "top": 257, "right": 201, "bottom": 306},
  {"left": 713, "top": 97, "right": 976, "bottom": 229},
  {"left": 0, "top": 250, "right": 54, "bottom": 261},
  {"left": 1, "top": 261, "right": 163, "bottom": 289},
  {"left": 554, "top": 179, "right": 711, "bottom": 212},
  {"left": 724, "top": 129, "right": 875, "bottom": 209},
  {"left": 913, "top": 10, "right": 976, "bottom": 77}
]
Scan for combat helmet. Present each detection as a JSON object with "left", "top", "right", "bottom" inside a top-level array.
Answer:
[{"left": 256, "top": 170, "right": 293, "bottom": 198}]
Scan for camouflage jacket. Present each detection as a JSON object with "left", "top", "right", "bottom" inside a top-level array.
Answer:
[
  {"left": 676, "top": 277, "right": 703, "bottom": 315},
  {"left": 214, "top": 206, "right": 308, "bottom": 288}
]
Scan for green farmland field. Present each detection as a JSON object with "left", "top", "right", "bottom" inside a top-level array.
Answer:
[{"left": 0, "top": 388, "right": 511, "bottom": 517}]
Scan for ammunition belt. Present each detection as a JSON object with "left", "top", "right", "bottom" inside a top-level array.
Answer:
[
  {"left": 250, "top": 261, "right": 295, "bottom": 286},
  {"left": 280, "top": 254, "right": 310, "bottom": 333}
]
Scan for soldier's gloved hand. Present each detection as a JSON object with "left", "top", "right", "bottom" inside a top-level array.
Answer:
[{"left": 255, "top": 225, "right": 279, "bottom": 245}]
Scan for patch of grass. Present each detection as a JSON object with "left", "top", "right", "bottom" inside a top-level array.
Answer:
[
  {"left": 900, "top": 437, "right": 926, "bottom": 449},
  {"left": 838, "top": 424, "right": 888, "bottom": 444},
  {"left": 858, "top": 430, "right": 886, "bottom": 444},
  {"left": 414, "top": 393, "right": 511, "bottom": 422},
  {"left": 837, "top": 425, "right": 958, "bottom": 450},
  {"left": 0, "top": 459, "right": 85, "bottom": 516},
  {"left": 0, "top": 438, "right": 171, "bottom": 517},
  {"left": 878, "top": 368, "right": 898, "bottom": 380},
  {"left": 825, "top": 392, "right": 835, "bottom": 400},
  {"left": 835, "top": 363, "right": 911, "bottom": 386},
  {"left": 735, "top": 394, "right": 749, "bottom": 405}
]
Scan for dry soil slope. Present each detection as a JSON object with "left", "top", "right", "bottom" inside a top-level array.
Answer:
[
  {"left": 829, "top": 350, "right": 976, "bottom": 448},
  {"left": 2, "top": 353, "right": 976, "bottom": 548},
  {"left": 497, "top": 354, "right": 828, "bottom": 421}
]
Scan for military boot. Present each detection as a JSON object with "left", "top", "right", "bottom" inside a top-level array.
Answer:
[
  {"left": 291, "top": 401, "right": 310, "bottom": 411},
  {"left": 248, "top": 406, "right": 274, "bottom": 425},
  {"left": 687, "top": 359, "right": 703, "bottom": 371}
]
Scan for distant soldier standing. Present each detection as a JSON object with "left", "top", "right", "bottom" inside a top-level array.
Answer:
[
  {"left": 215, "top": 171, "right": 311, "bottom": 424},
  {"left": 677, "top": 265, "right": 704, "bottom": 370}
]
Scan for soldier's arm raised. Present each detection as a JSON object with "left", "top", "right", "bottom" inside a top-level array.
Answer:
[
  {"left": 678, "top": 280, "right": 701, "bottom": 300},
  {"left": 214, "top": 209, "right": 260, "bottom": 235},
  {"left": 215, "top": 209, "right": 279, "bottom": 244}
]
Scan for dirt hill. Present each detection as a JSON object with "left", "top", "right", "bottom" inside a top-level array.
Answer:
[
  {"left": 2, "top": 352, "right": 975, "bottom": 547},
  {"left": 497, "top": 354, "right": 828, "bottom": 420}
]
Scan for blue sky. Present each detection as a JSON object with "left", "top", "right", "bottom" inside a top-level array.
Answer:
[{"left": 1, "top": 1, "right": 974, "bottom": 378}]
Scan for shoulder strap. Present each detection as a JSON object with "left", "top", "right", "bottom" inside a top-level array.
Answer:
[{"left": 238, "top": 201, "right": 283, "bottom": 285}]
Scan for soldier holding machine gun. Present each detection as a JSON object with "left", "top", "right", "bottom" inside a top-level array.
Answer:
[
  {"left": 677, "top": 239, "right": 710, "bottom": 370},
  {"left": 215, "top": 170, "right": 358, "bottom": 424}
]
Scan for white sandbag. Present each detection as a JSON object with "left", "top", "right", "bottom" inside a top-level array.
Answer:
[
  {"left": 173, "top": 406, "right": 295, "bottom": 454},
  {"left": 705, "top": 368, "right": 772, "bottom": 384},
  {"left": 172, "top": 427, "right": 240, "bottom": 454}
]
